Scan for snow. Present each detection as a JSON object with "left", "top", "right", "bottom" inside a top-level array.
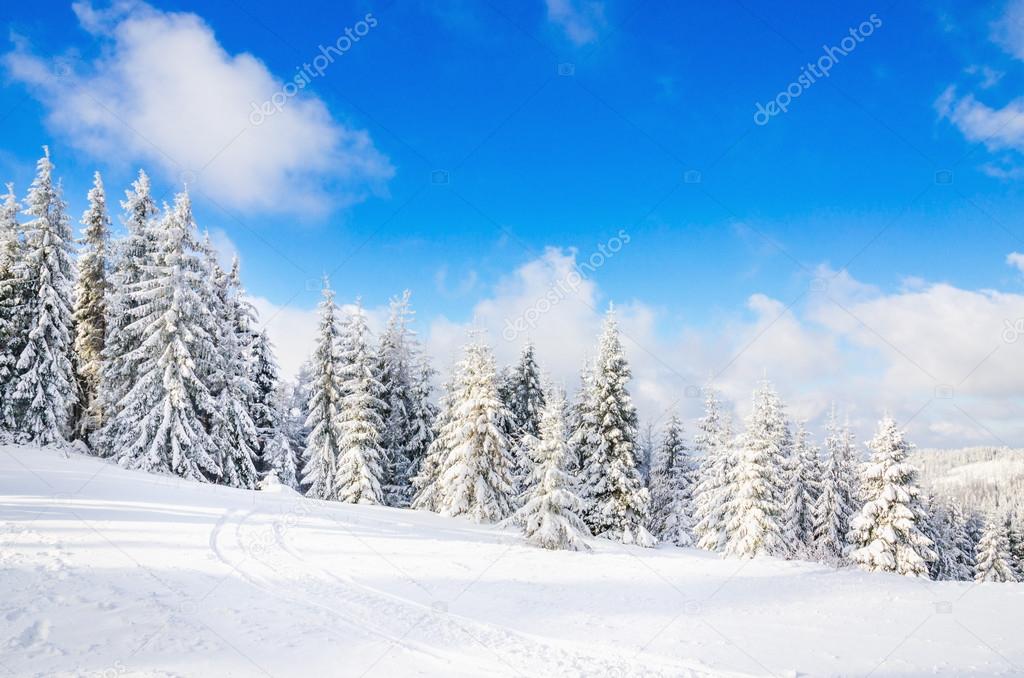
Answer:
[{"left": 2, "top": 445, "right": 1023, "bottom": 677}]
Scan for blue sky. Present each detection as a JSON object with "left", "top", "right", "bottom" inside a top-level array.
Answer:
[{"left": 4, "top": 0, "right": 1024, "bottom": 446}]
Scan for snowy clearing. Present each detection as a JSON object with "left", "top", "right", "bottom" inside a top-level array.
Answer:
[{"left": 1, "top": 445, "right": 1022, "bottom": 678}]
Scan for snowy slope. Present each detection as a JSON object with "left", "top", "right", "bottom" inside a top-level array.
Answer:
[{"left": 1, "top": 446, "right": 1022, "bottom": 678}]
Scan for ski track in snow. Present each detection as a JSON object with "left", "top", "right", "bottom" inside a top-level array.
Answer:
[{"left": 2, "top": 445, "right": 1024, "bottom": 677}]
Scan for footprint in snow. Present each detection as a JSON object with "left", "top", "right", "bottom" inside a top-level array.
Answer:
[{"left": 12, "top": 618, "right": 50, "bottom": 649}]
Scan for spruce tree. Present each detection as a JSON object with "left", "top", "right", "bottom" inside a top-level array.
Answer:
[
  {"left": 403, "top": 353, "right": 437, "bottom": 488},
  {"left": 924, "top": 498, "right": 974, "bottom": 581},
  {"left": 111, "top": 191, "right": 220, "bottom": 479},
  {"left": 783, "top": 422, "right": 820, "bottom": 555},
  {"left": 432, "top": 334, "right": 516, "bottom": 522},
  {"left": 848, "top": 415, "right": 935, "bottom": 577},
  {"left": 97, "top": 170, "right": 158, "bottom": 452},
  {"left": 302, "top": 283, "right": 345, "bottom": 500},
  {"left": 946, "top": 502, "right": 977, "bottom": 581},
  {"left": 375, "top": 291, "right": 433, "bottom": 506},
  {"left": 812, "top": 405, "right": 858, "bottom": 562},
  {"left": 73, "top": 171, "right": 111, "bottom": 440},
  {"left": 567, "top": 357, "right": 597, "bottom": 481},
  {"left": 504, "top": 342, "right": 546, "bottom": 487},
  {"left": 579, "top": 308, "right": 654, "bottom": 546},
  {"left": 7, "top": 147, "right": 77, "bottom": 445},
  {"left": 211, "top": 258, "right": 260, "bottom": 489},
  {"left": 334, "top": 302, "right": 387, "bottom": 504},
  {"left": 263, "top": 377, "right": 300, "bottom": 492},
  {"left": 250, "top": 329, "right": 282, "bottom": 476},
  {"left": 0, "top": 183, "right": 23, "bottom": 424},
  {"left": 1007, "top": 513, "right": 1024, "bottom": 578},
  {"left": 648, "top": 415, "right": 696, "bottom": 546},
  {"left": 723, "top": 382, "right": 789, "bottom": 558},
  {"left": 513, "top": 386, "right": 590, "bottom": 551},
  {"left": 692, "top": 386, "right": 735, "bottom": 552},
  {"left": 974, "top": 515, "right": 1017, "bottom": 583},
  {"left": 410, "top": 372, "right": 456, "bottom": 513}
]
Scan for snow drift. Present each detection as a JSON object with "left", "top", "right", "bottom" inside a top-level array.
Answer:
[{"left": 1, "top": 445, "right": 1021, "bottom": 677}]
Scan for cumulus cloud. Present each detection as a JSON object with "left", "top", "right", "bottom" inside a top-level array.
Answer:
[
  {"left": 545, "top": 0, "right": 606, "bottom": 46},
  {"left": 248, "top": 247, "right": 1024, "bottom": 449},
  {"left": 249, "top": 294, "right": 388, "bottom": 382},
  {"left": 3, "top": 0, "right": 392, "bottom": 214},
  {"left": 1008, "top": 251, "right": 1024, "bottom": 273},
  {"left": 935, "top": 87, "right": 1024, "bottom": 153},
  {"left": 993, "top": 0, "right": 1024, "bottom": 61},
  {"left": 422, "top": 251, "right": 1024, "bottom": 448},
  {"left": 938, "top": 1, "right": 1024, "bottom": 160}
]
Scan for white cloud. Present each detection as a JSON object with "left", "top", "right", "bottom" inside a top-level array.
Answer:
[
  {"left": 935, "top": 87, "right": 1024, "bottom": 153},
  {"left": 421, "top": 251, "right": 1024, "bottom": 449},
  {"left": 250, "top": 294, "right": 389, "bottom": 382},
  {"left": 994, "top": 0, "right": 1024, "bottom": 60},
  {"left": 249, "top": 247, "right": 1024, "bottom": 449},
  {"left": 544, "top": 0, "right": 606, "bottom": 46},
  {"left": 207, "top": 228, "right": 239, "bottom": 272},
  {"left": 3, "top": 1, "right": 392, "bottom": 214},
  {"left": 1008, "top": 251, "right": 1024, "bottom": 273}
]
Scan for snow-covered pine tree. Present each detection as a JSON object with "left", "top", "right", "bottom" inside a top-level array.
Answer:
[
  {"left": 0, "top": 183, "right": 24, "bottom": 425},
  {"left": 924, "top": 498, "right": 974, "bottom": 581},
  {"left": 848, "top": 415, "right": 935, "bottom": 577},
  {"left": 974, "top": 515, "right": 1018, "bottom": 583},
  {"left": 269, "top": 369, "right": 307, "bottom": 492},
  {"left": 812, "top": 404, "right": 858, "bottom": 562},
  {"left": 302, "top": 283, "right": 345, "bottom": 500},
  {"left": 72, "top": 171, "right": 111, "bottom": 440},
  {"left": 945, "top": 502, "right": 977, "bottom": 581},
  {"left": 567, "top": 356, "right": 597, "bottom": 481},
  {"left": 513, "top": 386, "right": 590, "bottom": 551},
  {"left": 111, "top": 191, "right": 220, "bottom": 479},
  {"left": 1008, "top": 513, "right": 1024, "bottom": 578},
  {"left": 692, "top": 386, "right": 735, "bottom": 552},
  {"left": 723, "top": 382, "right": 789, "bottom": 558},
  {"left": 210, "top": 257, "right": 260, "bottom": 489},
  {"left": 6, "top": 147, "right": 77, "bottom": 445},
  {"left": 432, "top": 334, "right": 516, "bottom": 522},
  {"left": 504, "top": 342, "right": 546, "bottom": 488},
  {"left": 579, "top": 308, "right": 654, "bottom": 546},
  {"left": 783, "top": 421, "right": 820, "bottom": 556},
  {"left": 637, "top": 421, "right": 656, "bottom": 487},
  {"left": 648, "top": 415, "right": 696, "bottom": 546},
  {"left": 266, "top": 386, "right": 300, "bottom": 491},
  {"left": 410, "top": 371, "right": 456, "bottom": 513},
  {"left": 375, "top": 291, "right": 434, "bottom": 506},
  {"left": 96, "top": 170, "right": 158, "bottom": 452},
  {"left": 404, "top": 353, "right": 437, "bottom": 487},
  {"left": 250, "top": 329, "right": 282, "bottom": 476},
  {"left": 333, "top": 301, "right": 387, "bottom": 505}
]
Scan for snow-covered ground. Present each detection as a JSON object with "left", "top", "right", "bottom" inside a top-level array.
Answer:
[{"left": 1, "top": 446, "right": 1022, "bottom": 678}]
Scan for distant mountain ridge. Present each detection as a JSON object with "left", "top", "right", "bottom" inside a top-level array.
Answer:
[{"left": 913, "top": 447, "right": 1024, "bottom": 515}]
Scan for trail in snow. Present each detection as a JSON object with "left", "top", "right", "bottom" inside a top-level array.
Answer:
[{"left": 1, "top": 444, "right": 1022, "bottom": 677}]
